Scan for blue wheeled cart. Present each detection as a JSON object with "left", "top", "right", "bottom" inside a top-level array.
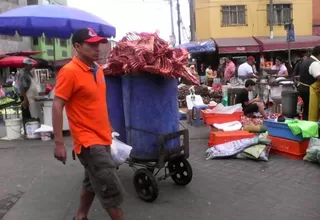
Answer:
[{"left": 121, "top": 74, "right": 193, "bottom": 202}]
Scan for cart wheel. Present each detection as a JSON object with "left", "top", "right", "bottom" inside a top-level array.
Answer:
[
  {"left": 133, "top": 168, "right": 159, "bottom": 202},
  {"left": 168, "top": 158, "right": 193, "bottom": 186},
  {"left": 147, "top": 168, "right": 155, "bottom": 174}
]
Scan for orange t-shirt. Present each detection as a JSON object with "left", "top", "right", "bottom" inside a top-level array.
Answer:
[{"left": 55, "top": 56, "right": 112, "bottom": 154}]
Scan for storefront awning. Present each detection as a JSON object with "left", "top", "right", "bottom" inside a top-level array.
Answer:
[
  {"left": 254, "top": 36, "right": 320, "bottom": 51},
  {"left": 177, "top": 39, "right": 216, "bottom": 53},
  {"left": 214, "top": 37, "right": 260, "bottom": 54}
]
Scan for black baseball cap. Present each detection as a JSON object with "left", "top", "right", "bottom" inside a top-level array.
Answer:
[{"left": 72, "top": 28, "right": 108, "bottom": 45}]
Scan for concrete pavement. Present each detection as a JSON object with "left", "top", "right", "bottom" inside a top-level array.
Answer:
[{"left": 0, "top": 124, "right": 320, "bottom": 220}]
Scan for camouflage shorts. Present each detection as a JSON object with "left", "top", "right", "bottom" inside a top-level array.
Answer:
[{"left": 77, "top": 145, "right": 124, "bottom": 209}]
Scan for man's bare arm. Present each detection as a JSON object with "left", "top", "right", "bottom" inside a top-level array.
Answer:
[
  {"left": 20, "top": 87, "right": 27, "bottom": 99},
  {"left": 52, "top": 96, "right": 66, "bottom": 146}
]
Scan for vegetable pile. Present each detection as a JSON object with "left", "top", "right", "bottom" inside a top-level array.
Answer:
[{"left": 103, "top": 32, "right": 199, "bottom": 85}]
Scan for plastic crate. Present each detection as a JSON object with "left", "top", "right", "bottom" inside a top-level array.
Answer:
[
  {"left": 263, "top": 119, "right": 304, "bottom": 142},
  {"left": 208, "top": 130, "right": 254, "bottom": 147},
  {"left": 270, "top": 149, "right": 305, "bottom": 160},
  {"left": 201, "top": 110, "right": 243, "bottom": 125},
  {"left": 268, "top": 135, "right": 309, "bottom": 159}
]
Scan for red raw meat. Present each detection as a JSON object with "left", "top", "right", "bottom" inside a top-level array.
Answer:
[{"left": 103, "top": 32, "right": 199, "bottom": 85}]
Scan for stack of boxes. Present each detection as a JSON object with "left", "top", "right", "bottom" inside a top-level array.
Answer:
[
  {"left": 203, "top": 110, "right": 246, "bottom": 147},
  {"left": 264, "top": 119, "right": 311, "bottom": 160}
]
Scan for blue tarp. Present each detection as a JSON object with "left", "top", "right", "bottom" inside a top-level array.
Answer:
[{"left": 177, "top": 40, "right": 216, "bottom": 53}]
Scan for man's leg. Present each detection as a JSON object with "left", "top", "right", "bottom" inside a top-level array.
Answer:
[
  {"left": 85, "top": 145, "right": 124, "bottom": 220},
  {"left": 256, "top": 103, "right": 268, "bottom": 119},
  {"left": 76, "top": 170, "right": 95, "bottom": 220},
  {"left": 244, "top": 103, "right": 268, "bottom": 119},
  {"left": 20, "top": 96, "right": 31, "bottom": 136}
]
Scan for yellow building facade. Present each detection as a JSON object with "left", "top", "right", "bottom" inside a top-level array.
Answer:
[{"left": 195, "top": 0, "right": 313, "bottom": 40}]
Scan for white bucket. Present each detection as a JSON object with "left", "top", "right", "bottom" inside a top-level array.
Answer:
[
  {"left": 43, "top": 101, "right": 53, "bottom": 127},
  {"left": 5, "top": 119, "right": 21, "bottom": 140},
  {"left": 25, "top": 121, "right": 40, "bottom": 139},
  {"left": 40, "top": 132, "right": 51, "bottom": 141}
]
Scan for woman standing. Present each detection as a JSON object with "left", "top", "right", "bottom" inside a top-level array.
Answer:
[
  {"left": 205, "top": 65, "right": 217, "bottom": 86},
  {"left": 272, "top": 57, "right": 289, "bottom": 77}
]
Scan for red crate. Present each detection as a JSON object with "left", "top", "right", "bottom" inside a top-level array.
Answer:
[
  {"left": 201, "top": 110, "right": 243, "bottom": 125},
  {"left": 270, "top": 149, "right": 305, "bottom": 160},
  {"left": 208, "top": 130, "right": 254, "bottom": 147},
  {"left": 268, "top": 135, "right": 309, "bottom": 159}
]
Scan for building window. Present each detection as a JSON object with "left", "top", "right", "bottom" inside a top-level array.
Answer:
[
  {"left": 0, "top": 34, "right": 22, "bottom": 42},
  {"left": 60, "top": 39, "right": 67, "bottom": 47},
  {"left": 27, "top": 0, "right": 38, "bottom": 5},
  {"left": 62, "top": 51, "right": 68, "bottom": 57},
  {"left": 47, "top": 49, "right": 54, "bottom": 56},
  {"left": 32, "top": 37, "right": 39, "bottom": 46},
  {"left": 221, "top": 5, "right": 246, "bottom": 26},
  {"left": 267, "top": 4, "right": 292, "bottom": 25},
  {"left": 45, "top": 37, "right": 53, "bottom": 45},
  {"left": 5, "top": 0, "right": 19, "bottom": 4}
]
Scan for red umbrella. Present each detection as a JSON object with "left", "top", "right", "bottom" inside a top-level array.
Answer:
[
  {"left": 0, "top": 56, "right": 38, "bottom": 68},
  {"left": 5, "top": 51, "right": 44, "bottom": 56}
]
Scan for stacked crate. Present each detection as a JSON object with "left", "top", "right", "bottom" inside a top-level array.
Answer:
[
  {"left": 263, "top": 120, "right": 311, "bottom": 160},
  {"left": 208, "top": 130, "right": 254, "bottom": 147}
]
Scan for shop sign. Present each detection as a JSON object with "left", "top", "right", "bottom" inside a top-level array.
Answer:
[{"left": 236, "top": 47, "right": 246, "bottom": 51}]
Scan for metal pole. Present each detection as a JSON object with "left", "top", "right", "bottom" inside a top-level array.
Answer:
[
  {"left": 287, "top": 20, "right": 293, "bottom": 67},
  {"left": 269, "top": 0, "right": 274, "bottom": 39},
  {"left": 189, "top": 0, "right": 196, "bottom": 41},
  {"left": 288, "top": 40, "right": 291, "bottom": 66},
  {"left": 177, "top": 0, "right": 182, "bottom": 45},
  {"left": 169, "top": 0, "right": 175, "bottom": 40}
]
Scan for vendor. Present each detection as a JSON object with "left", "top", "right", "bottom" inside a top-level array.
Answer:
[
  {"left": 223, "top": 57, "right": 236, "bottom": 82},
  {"left": 19, "top": 58, "right": 40, "bottom": 120},
  {"left": 205, "top": 65, "right": 217, "bottom": 86},
  {"left": 218, "top": 59, "right": 226, "bottom": 78},
  {"left": 298, "top": 46, "right": 320, "bottom": 121},
  {"left": 272, "top": 57, "right": 288, "bottom": 77},
  {"left": 237, "top": 56, "right": 257, "bottom": 79},
  {"left": 6, "top": 72, "right": 15, "bottom": 86},
  {"left": 235, "top": 79, "right": 268, "bottom": 119}
]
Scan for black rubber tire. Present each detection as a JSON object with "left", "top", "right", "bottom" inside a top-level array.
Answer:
[
  {"left": 168, "top": 158, "right": 193, "bottom": 186},
  {"left": 133, "top": 168, "right": 159, "bottom": 202}
]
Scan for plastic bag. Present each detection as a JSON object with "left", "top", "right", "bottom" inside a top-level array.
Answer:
[
  {"left": 237, "top": 145, "right": 271, "bottom": 162},
  {"left": 206, "top": 137, "right": 258, "bottom": 159},
  {"left": 213, "top": 121, "right": 242, "bottom": 132},
  {"left": 110, "top": 132, "right": 132, "bottom": 166},
  {"left": 303, "top": 138, "right": 320, "bottom": 163}
]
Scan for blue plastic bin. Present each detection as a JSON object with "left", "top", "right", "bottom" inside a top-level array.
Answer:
[
  {"left": 106, "top": 76, "right": 126, "bottom": 143},
  {"left": 264, "top": 119, "right": 304, "bottom": 142},
  {"left": 122, "top": 74, "right": 180, "bottom": 160}
]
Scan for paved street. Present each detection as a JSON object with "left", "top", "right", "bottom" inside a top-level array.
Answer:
[{"left": 0, "top": 124, "right": 319, "bottom": 220}]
